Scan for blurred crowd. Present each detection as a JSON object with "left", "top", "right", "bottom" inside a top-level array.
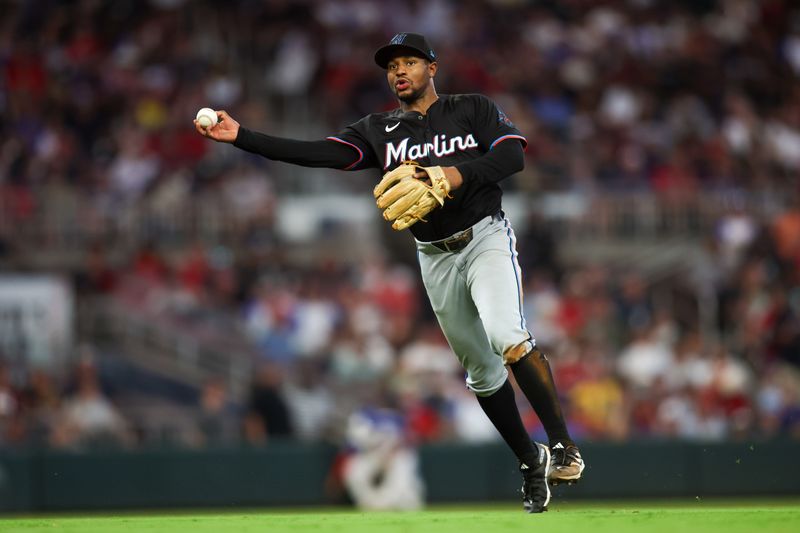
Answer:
[
  {"left": 2, "top": 0, "right": 800, "bottom": 211},
  {"left": 2, "top": 0, "right": 800, "bottom": 451},
  {"left": 2, "top": 198, "right": 800, "bottom": 449}
]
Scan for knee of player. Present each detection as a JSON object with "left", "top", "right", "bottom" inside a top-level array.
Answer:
[
  {"left": 502, "top": 340, "right": 534, "bottom": 365},
  {"left": 466, "top": 366, "right": 507, "bottom": 396}
]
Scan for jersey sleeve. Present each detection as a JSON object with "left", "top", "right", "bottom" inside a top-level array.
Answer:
[
  {"left": 469, "top": 94, "right": 528, "bottom": 152},
  {"left": 327, "top": 116, "right": 380, "bottom": 170},
  {"left": 454, "top": 138, "right": 524, "bottom": 185},
  {"left": 234, "top": 128, "right": 367, "bottom": 169}
]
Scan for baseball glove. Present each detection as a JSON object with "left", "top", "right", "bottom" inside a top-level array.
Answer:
[{"left": 373, "top": 161, "right": 451, "bottom": 230}]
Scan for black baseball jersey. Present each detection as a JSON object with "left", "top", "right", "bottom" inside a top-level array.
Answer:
[
  {"left": 328, "top": 94, "right": 527, "bottom": 241},
  {"left": 233, "top": 93, "right": 526, "bottom": 241}
]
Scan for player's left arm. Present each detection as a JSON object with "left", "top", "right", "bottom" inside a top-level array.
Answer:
[
  {"left": 451, "top": 139, "right": 524, "bottom": 186},
  {"left": 418, "top": 138, "right": 523, "bottom": 190},
  {"left": 445, "top": 94, "right": 527, "bottom": 186}
]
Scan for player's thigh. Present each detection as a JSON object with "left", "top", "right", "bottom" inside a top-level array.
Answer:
[
  {"left": 466, "top": 231, "right": 531, "bottom": 358},
  {"left": 431, "top": 294, "right": 507, "bottom": 395},
  {"left": 417, "top": 251, "right": 507, "bottom": 395}
]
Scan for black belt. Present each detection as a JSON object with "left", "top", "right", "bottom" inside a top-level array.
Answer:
[
  {"left": 429, "top": 212, "right": 502, "bottom": 253},
  {"left": 431, "top": 227, "right": 473, "bottom": 252}
]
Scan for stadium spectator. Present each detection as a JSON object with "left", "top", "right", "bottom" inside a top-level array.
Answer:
[
  {"left": 243, "top": 362, "right": 294, "bottom": 444},
  {"left": 283, "top": 359, "right": 335, "bottom": 442},
  {"left": 49, "top": 358, "right": 132, "bottom": 450},
  {"left": 194, "top": 378, "right": 239, "bottom": 447},
  {"left": 340, "top": 408, "right": 425, "bottom": 511},
  {"left": 0, "top": 363, "right": 21, "bottom": 446}
]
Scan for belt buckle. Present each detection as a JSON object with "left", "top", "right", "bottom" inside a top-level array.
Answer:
[{"left": 441, "top": 228, "right": 472, "bottom": 252}]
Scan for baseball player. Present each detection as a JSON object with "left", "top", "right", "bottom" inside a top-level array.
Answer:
[{"left": 195, "top": 32, "right": 584, "bottom": 513}]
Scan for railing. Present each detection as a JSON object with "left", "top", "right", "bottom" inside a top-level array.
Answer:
[
  {"left": 82, "top": 296, "right": 256, "bottom": 401},
  {"left": 523, "top": 189, "right": 782, "bottom": 242},
  {"left": 39, "top": 187, "right": 781, "bottom": 397},
  {"left": 1, "top": 185, "right": 789, "bottom": 267}
]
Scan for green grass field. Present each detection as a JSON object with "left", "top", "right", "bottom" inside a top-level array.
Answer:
[{"left": 2, "top": 500, "right": 798, "bottom": 533}]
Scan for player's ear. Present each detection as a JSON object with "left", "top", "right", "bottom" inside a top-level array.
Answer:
[{"left": 428, "top": 61, "right": 437, "bottom": 77}]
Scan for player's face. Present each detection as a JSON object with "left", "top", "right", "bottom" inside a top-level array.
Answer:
[{"left": 386, "top": 56, "right": 436, "bottom": 103}]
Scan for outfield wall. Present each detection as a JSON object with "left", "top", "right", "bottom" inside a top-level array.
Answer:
[{"left": 1, "top": 441, "right": 797, "bottom": 511}]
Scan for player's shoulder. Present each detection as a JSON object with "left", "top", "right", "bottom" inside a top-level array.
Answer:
[
  {"left": 444, "top": 93, "right": 493, "bottom": 104},
  {"left": 440, "top": 93, "right": 496, "bottom": 111}
]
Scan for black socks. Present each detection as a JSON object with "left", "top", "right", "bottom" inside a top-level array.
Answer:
[
  {"left": 476, "top": 379, "right": 540, "bottom": 467},
  {"left": 475, "top": 346, "right": 575, "bottom": 466},
  {"left": 510, "top": 348, "right": 573, "bottom": 448}
]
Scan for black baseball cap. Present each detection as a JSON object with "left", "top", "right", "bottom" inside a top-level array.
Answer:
[{"left": 374, "top": 33, "right": 436, "bottom": 69}]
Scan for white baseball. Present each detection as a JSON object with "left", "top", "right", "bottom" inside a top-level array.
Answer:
[{"left": 196, "top": 107, "right": 217, "bottom": 129}]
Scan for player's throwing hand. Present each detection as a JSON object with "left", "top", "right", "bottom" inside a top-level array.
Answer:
[{"left": 193, "top": 110, "right": 240, "bottom": 143}]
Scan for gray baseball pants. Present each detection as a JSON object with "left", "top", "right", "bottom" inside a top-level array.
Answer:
[{"left": 416, "top": 212, "right": 535, "bottom": 396}]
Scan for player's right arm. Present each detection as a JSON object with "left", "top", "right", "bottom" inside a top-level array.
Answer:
[{"left": 194, "top": 110, "right": 370, "bottom": 170}]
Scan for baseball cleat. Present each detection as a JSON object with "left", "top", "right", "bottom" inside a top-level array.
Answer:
[
  {"left": 520, "top": 442, "right": 551, "bottom": 513},
  {"left": 548, "top": 442, "right": 585, "bottom": 486}
]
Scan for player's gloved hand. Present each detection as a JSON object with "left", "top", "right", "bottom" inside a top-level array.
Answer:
[
  {"left": 194, "top": 110, "right": 240, "bottom": 143},
  {"left": 373, "top": 161, "right": 451, "bottom": 230}
]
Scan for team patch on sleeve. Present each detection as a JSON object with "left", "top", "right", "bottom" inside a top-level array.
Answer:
[{"left": 497, "top": 107, "right": 515, "bottom": 128}]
